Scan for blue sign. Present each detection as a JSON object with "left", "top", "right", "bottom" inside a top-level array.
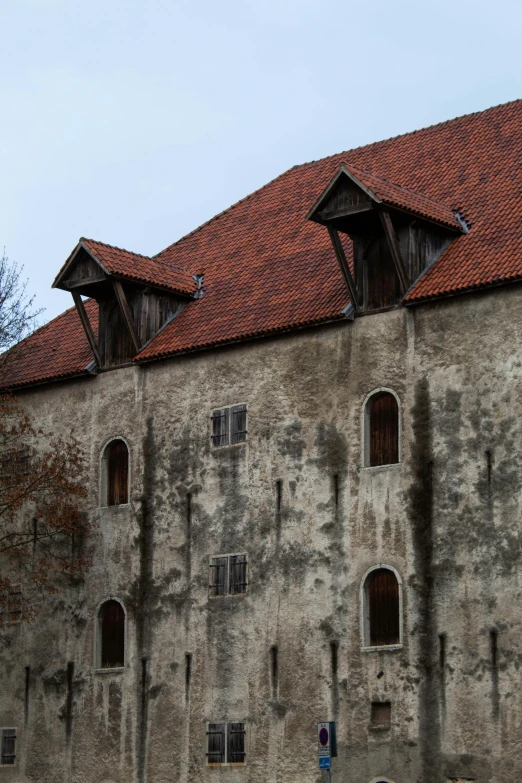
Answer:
[{"left": 319, "top": 757, "right": 331, "bottom": 770}]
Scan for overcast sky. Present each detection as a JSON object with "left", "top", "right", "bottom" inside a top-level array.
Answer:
[{"left": 2, "top": 0, "right": 521, "bottom": 322}]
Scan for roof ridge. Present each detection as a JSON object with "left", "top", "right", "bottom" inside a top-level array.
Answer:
[
  {"left": 82, "top": 236, "right": 192, "bottom": 275},
  {"left": 344, "top": 161, "right": 455, "bottom": 208},
  {"left": 296, "top": 97, "right": 522, "bottom": 169},
  {"left": 81, "top": 236, "right": 151, "bottom": 261}
]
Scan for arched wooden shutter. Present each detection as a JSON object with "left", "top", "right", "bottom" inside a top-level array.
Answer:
[
  {"left": 368, "top": 569, "right": 400, "bottom": 646},
  {"left": 100, "top": 600, "right": 125, "bottom": 667},
  {"left": 369, "top": 392, "right": 399, "bottom": 466},
  {"left": 107, "top": 440, "right": 128, "bottom": 505}
]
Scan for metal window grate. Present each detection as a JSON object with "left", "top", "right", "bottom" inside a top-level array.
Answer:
[{"left": 1, "top": 729, "right": 16, "bottom": 765}]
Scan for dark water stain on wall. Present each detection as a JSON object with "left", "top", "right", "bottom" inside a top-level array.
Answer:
[
  {"left": 135, "top": 415, "right": 156, "bottom": 783},
  {"left": 407, "top": 377, "right": 441, "bottom": 783}
]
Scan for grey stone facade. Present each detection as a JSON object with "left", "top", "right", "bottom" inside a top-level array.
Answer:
[{"left": 1, "top": 285, "right": 522, "bottom": 783}]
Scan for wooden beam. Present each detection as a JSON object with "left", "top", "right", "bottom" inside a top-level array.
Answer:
[
  {"left": 64, "top": 275, "right": 108, "bottom": 290},
  {"left": 112, "top": 280, "right": 141, "bottom": 354},
  {"left": 319, "top": 202, "right": 373, "bottom": 222},
  {"left": 71, "top": 291, "right": 101, "bottom": 366},
  {"left": 327, "top": 226, "right": 357, "bottom": 309},
  {"left": 379, "top": 210, "right": 409, "bottom": 294}
]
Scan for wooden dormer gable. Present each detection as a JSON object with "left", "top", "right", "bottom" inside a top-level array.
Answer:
[
  {"left": 307, "top": 164, "right": 465, "bottom": 314},
  {"left": 53, "top": 239, "right": 197, "bottom": 369}
]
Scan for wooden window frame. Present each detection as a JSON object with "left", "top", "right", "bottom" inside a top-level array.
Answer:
[
  {"left": 0, "top": 728, "right": 16, "bottom": 766},
  {"left": 360, "top": 564, "right": 403, "bottom": 652},
  {"left": 100, "top": 437, "right": 130, "bottom": 508},
  {"left": 211, "top": 404, "right": 248, "bottom": 449},
  {"left": 206, "top": 721, "right": 246, "bottom": 766},
  {"left": 94, "top": 598, "right": 127, "bottom": 672},
  {"left": 361, "top": 388, "right": 401, "bottom": 469},
  {"left": 208, "top": 554, "right": 248, "bottom": 598}
]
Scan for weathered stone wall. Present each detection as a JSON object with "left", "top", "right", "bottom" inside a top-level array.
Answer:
[{"left": 2, "top": 284, "right": 522, "bottom": 783}]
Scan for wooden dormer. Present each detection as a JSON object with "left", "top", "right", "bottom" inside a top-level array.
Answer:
[
  {"left": 307, "top": 164, "right": 465, "bottom": 314},
  {"left": 53, "top": 239, "right": 197, "bottom": 369}
]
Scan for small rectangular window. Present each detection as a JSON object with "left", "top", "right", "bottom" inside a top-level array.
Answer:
[
  {"left": 211, "top": 409, "right": 229, "bottom": 447},
  {"left": 206, "top": 723, "right": 225, "bottom": 764},
  {"left": 371, "top": 702, "right": 391, "bottom": 727},
  {"left": 231, "top": 404, "right": 247, "bottom": 444},
  {"left": 211, "top": 404, "right": 247, "bottom": 447},
  {"left": 229, "top": 555, "right": 247, "bottom": 595},
  {"left": 209, "top": 555, "right": 247, "bottom": 597},
  {"left": 209, "top": 557, "right": 228, "bottom": 597},
  {"left": 1, "top": 728, "right": 16, "bottom": 765},
  {"left": 227, "top": 722, "right": 246, "bottom": 763},
  {"left": 207, "top": 722, "right": 245, "bottom": 765}
]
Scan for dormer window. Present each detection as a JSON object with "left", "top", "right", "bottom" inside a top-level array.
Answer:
[
  {"left": 307, "top": 164, "right": 464, "bottom": 315},
  {"left": 52, "top": 238, "right": 197, "bottom": 369}
]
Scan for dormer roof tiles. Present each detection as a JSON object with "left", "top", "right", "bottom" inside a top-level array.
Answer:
[{"left": 3, "top": 99, "right": 522, "bottom": 390}]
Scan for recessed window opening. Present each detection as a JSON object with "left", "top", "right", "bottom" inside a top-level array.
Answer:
[
  {"left": 206, "top": 722, "right": 245, "bottom": 765},
  {"left": 371, "top": 701, "right": 391, "bottom": 727},
  {"left": 0, "top": 584, "right": 22, "bottom": 624},
  {"left": 102, "top": 439, "right": 129, "bottom": 506},
  {"left": 363, "top": 567, "right": 401, "bottom": 648},
  {"left": 211, "top": 404, "right": 247, "bottom": 448},
  {"left": 1, "top": 729, "right": 16, "bottom": 765},
  {"left": 364, "top": 390, "right": 399, "bottom": 467},
  {"left": 97, "top": 600, "right": 125, "bottom": 668},
  {"left": 209, "top": 554, "right": 247, "bottom": 597}
]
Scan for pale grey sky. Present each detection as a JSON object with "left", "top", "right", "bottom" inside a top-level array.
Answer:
[{"left": 2, "top": 0, "right": 521, "bottom": 322}]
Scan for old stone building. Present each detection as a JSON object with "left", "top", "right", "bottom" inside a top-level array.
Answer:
[{"left": 1, "top": 99, "right": 522, "bottom": 783}]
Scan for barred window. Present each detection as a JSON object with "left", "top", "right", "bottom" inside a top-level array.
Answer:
[
  {"left": 209, "top": 554, "right": 248, "bottom": 597},
  {"left": 1, "top": 729, "right": 16, "bottom": 765},
  {"left": 207, "top": 722, "right": 245, "bottom": 765},
  {"left": 211, "top": 404, "right": 247, "bottom": 448}
]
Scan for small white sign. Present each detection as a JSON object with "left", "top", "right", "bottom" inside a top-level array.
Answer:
[{"left": 317, "top": 722, "right": 330, "bottom": 757}]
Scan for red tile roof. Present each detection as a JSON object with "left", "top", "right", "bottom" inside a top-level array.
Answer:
[
  {"left": 4, "top": 99, "right": 522, "bottom": 389},
  {"left": 341, "top": 163, "right": 463, "bottom": 231},
  {"left": 1, "top": 300, "right": 98, "bottom": 391},
  {"left": 54, "top": 238, "right": 197, "bottom": 297}
]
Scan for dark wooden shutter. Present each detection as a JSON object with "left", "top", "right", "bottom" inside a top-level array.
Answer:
[
  {"left": 211, "top": 409, "right": 229, "bottom": 447},
  {"left": 107, "top": 440, "right": 129, "bottom": 505},
  {"left": 209, "top": 557, "right": 227, "bottom": 596},
  {"left": 227, "top": 722, "right": 245, "bottom": 763},
  {"left": 100, "top": 600, "right": 125, "bottom": 667},
  {"left": 1, "top": 729, "right": 16, "bottom": 765},
  {"left": 229, "top": 555, "right": 247, "bottom": 595},
  {"left": 206, "top": 723, "right": 225, "bottom": 763},
  {"left": 368, "top": 569, "right": 400, "bottom": 646},
  {"left": 369, "top": 392, "right": 399, "bottom": 466},
  {"left": 231, "top": 405, "right": 247, "bottom": 444}
]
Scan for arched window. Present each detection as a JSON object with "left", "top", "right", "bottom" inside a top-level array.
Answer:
[
  {"left": 363, "top": 567, "right": 401, "bottom": 647},
  {"left": 102, "top": 439, "right": 129, "bottom": 506},
  {"left": 97, "top": 600, "right": 125, "bottom": 668},
  {"left": 365, "top": 391, "right": 399, "bottom": 467}
]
